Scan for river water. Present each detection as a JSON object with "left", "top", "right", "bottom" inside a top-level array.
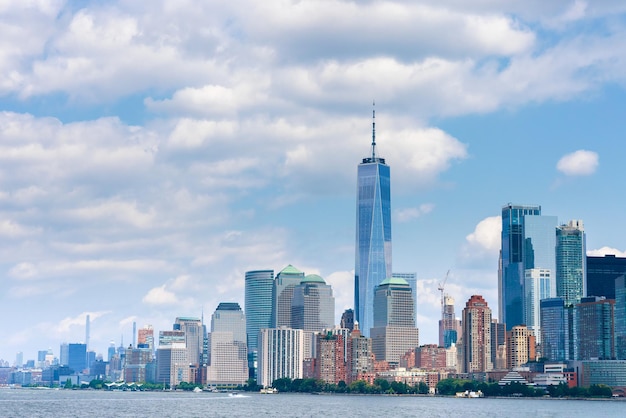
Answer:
[{"left": 1, "top": 389, "right": 624, "bottom": 417}]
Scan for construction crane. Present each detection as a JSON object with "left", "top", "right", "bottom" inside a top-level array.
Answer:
[{"left": 438, "top": 270, "right": 450, "bottom": 317}]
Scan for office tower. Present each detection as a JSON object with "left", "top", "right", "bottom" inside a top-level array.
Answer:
[
  {"left": 524, "top": 268, "right": 552, "bottom": 343},
  {"left": 123, "top": 345, "right": 153, "bottom": 383},
  {"left": 355, "top": 108, "right": 392, "bottom": 337},
  {"left": 499, "top": 204, "right": 556, "bottom": 330},
  {"left": 85, "top": 315, "right": 90, "bottom": 351},
  {"left": 349, "top": 323, "right": 374, "bottom": 383},
  {"left": 316, "top": 332, "right": 347, "bottom": 384},
  {"left": 574, "top": 296, "right": 615, "bottom": 360},
  {"left": 257, "top": 328, "right": 304, "bottom": 387},
  {"left": 616, "top": 276, "right": 626, "bottom": 359},
  {"left": 392, "top": 272, "right": 417, "bottom": 323},
  {"left": 461, "top": 295, "right": 493, "bottom": 373},
  {"left": 68, "top": 343, "right": 87, "bottom": 373},
  {"left": 60, "top": 343, "right": 69, "bottom": 366},
  {"left": 540, "top": 298, "right": 571, "bottom": 362},
  {"left": 245, "top": 269, "right": 274, "bottom": 369},
  {"left": 587, "top": 254, "right": 626, "bottom": 300},
  {"left": 291, "top": 274, "right": 335, "bottom": 332},
  {"left": 370, "top": 277, "right": 419, "bottom": 364},
  {"left": 272, "top": 265, "right": 305, "bottom": 328},
  {"left": 138, "top": 325, "right": 155, "bottom": 351},
  {"left": 174, "top": 317, "right": 203, "bottom": 366},
  {"left": 439, "top": 295, "right": 461, "bottom": 348},
  {"left": 156, "top": 344, "right": 188, "bottom": 387},
  {"left": 490, "top": 319, "right": 506, "bottom": 369},
  {"left": 556, "top": 220, "right": 586, "bottom": 305},
  {"left": 207, "top": 303, "right": 248, "bottom": 387},
  {"left": 506, "top": 325, "right": 536, "bottom": 369},
  {"left": 340, "top": 309, "right": 355, "bottom": 331}
]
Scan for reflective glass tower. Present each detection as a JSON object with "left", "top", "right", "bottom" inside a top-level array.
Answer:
[{"left": 355, "top": 108, "right": 391, "bottom": 337}]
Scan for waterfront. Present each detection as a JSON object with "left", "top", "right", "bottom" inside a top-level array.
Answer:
[{"left": 1, "top": 389, "right": 625, "bottom": 418}]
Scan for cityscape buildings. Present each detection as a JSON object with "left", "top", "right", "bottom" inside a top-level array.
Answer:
[{"left": 355, "top": 109, "right": 392, "bottom": 337}]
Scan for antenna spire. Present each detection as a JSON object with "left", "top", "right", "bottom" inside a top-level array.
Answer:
[{"left": 371, "top": 101, "right": 376, "bottom": 160}]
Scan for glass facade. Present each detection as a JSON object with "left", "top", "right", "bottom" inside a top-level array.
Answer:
[
  {"left": 540, "top": 297, "right": 571, "bottom": 362},
  {"left": 355, "top": 158, "right": 391, "bottom": 337},
  {"left": 556, "top": 220, "right": 586, "bottom": 306}
]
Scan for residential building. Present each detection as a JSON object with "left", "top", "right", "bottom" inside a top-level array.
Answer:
[
  {"left": 257, "top": 328, "right": 304, "bottom": 388},
  {"left": 556, "top": 220, "right": 586, "bottom": 306},
  {"left": 355, "top": 108, "right": 392, "bottom": 337},
  {"left": 461, "top": 295, "right": 493, "bottom": 373}
]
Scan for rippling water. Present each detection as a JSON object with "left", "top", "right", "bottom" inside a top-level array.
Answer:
[{"left": 1, "top": 389, "right": 625, "bottom": 418}]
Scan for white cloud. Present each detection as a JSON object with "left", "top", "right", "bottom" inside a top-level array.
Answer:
[
  {"left": 587, "top": 247, "right": 626, "bottom": 257},
  {"left": 557, "top": 149, "right": 599, "bottom": 176},
  {"left": 395, "top": 204, "right": 435, "bottom": 223},
  {"left": 142, "top": 285, "right": 179, "bottom": 306}
]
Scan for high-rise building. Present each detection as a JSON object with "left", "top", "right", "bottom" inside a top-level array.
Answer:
[
  {"left": 540, "top": 297, "right": 572, "bottom": 362},
  {"left": 392, "top": 272, "right": 417, "bottom": 323},
  {"left": 499, "top": 204, "right": 556, "bottom": 330},
  {"left": 616, "top": 275, "right": 626, "bottom": 360},
  {"left": 138, "top": 325, "right": 154, "bottom": 352},
  {"left": 370, "top": 277, "right": 419, "bottom": 364},
  {"left": 461, "top": 295, "right": 493, "bottom": 373},
  {"left": 68, "top": 343, "right": 87, "bottom": 373},
  {"left": 506, "top": 325, "right": 536, "bottom": 369},
  {"left": 272, "top": 265, "right": 305, "bottom": 328},
  {"left": 207, "top": 303, "right": 248, "bottom": 387},
  {"left": 257, "top": 328, "right": 304, "bottom": 388},
  {"left": 524, "top": 268, "right": 552, "bottom": 343},
  {"left": 355, "top": 109, "right": 392, "bottom": 337},
  {"left": 439, "top": 295, "right": 461, "bottom": 348},
  {"left": 587, "top": 254, "right": 626, "bottom": 300},
  {"left": 245, "top": 269, "right": 274, "bottom": 376},
  {"left": 174, "top": 317, "right": 203, "bottom": 367},
  {"left": 574, "top": 296, "right": 615, "bottom": 360},
  {"left": 291, "top": 274, "right": 335, "bottom": 332},
  {"left": 556, "top": 220, "right": 586, "bottom": 306},
  {"left": 340, "top": 309, "right": 355, "bottom": 331}
]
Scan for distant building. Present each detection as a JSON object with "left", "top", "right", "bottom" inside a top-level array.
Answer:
[
  {"left": 245, "top": 269, "right": 274, "bottom": 378},
  {"left": 461, "top": 295, "right": 493, "bottom": 373},
  {"left": 587, "top": 254, "right": 626, "bottom": 300},
  {"left": 370, "top": 277, "right": 419, "bottom": 365},
  {"left": 355, "top": 111, "right": 392, "bottom": 338},
  {"left": 291, "top": 274, "right": 335, "bottom": 332},
  {"left": 340, "top": 309, "right": 355, "bottom": 331},
  {"left": 257, "top": 328, "right": 304, "bottom": 388},
  {"left": 540, "top": 298, "right": 572, "bottom": 362},
  {"left": 207, "top": 303, "right": 248, "bottom": 387},
  {"left": 556, "top": 220, "right": 586, "bottom": 306},
  {"left": 506, "top": 325, "right": 536, "bottom": 369},
  {"left": 574, "top": 296, "right": 615, "bottom": 360},
  {"left": 272, "top": 265, "right": 305, "bottom": 328}
]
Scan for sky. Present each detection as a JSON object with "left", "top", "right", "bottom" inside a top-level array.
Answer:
[{"left": 2, "top": 0, "right": 626, "bottom": 364}]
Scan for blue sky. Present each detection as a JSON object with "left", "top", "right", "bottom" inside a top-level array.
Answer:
[{"left": 2, "top": 0, "right": 626, "bottom": 363}]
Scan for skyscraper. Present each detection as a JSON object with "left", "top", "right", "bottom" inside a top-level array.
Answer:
[
  {"left": 272, "top": 265, "right": 305, "bottom": 328},
  {"left": 499, "top": 204, "right": 556, "bottom": 330},
  {"left": 587, "top": 254, "right": 626, "bottom": 300},
  {"left": 556, "top": 220, "right": 586, "bottom": 306},
  {"left": 355, "top": 108, "right": 392, "bottom": 337},
  {"left": 291, "top": 274, "right": 335, "bottom": 332},
  {"left": 461, "top": 295, "right": 493, "bottom": 373}
]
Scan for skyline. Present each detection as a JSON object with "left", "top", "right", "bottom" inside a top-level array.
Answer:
[{"left": 2, "top": 1, "right": 626, "bottom": 361}]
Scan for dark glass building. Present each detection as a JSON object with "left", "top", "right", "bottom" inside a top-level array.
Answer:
[{"left": 587, "top": 254, "right": 626, "bottom": 300}]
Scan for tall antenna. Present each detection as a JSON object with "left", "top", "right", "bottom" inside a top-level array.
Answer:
[{"left": 371, "top": 101, "right": 376, "bottom": 160}]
